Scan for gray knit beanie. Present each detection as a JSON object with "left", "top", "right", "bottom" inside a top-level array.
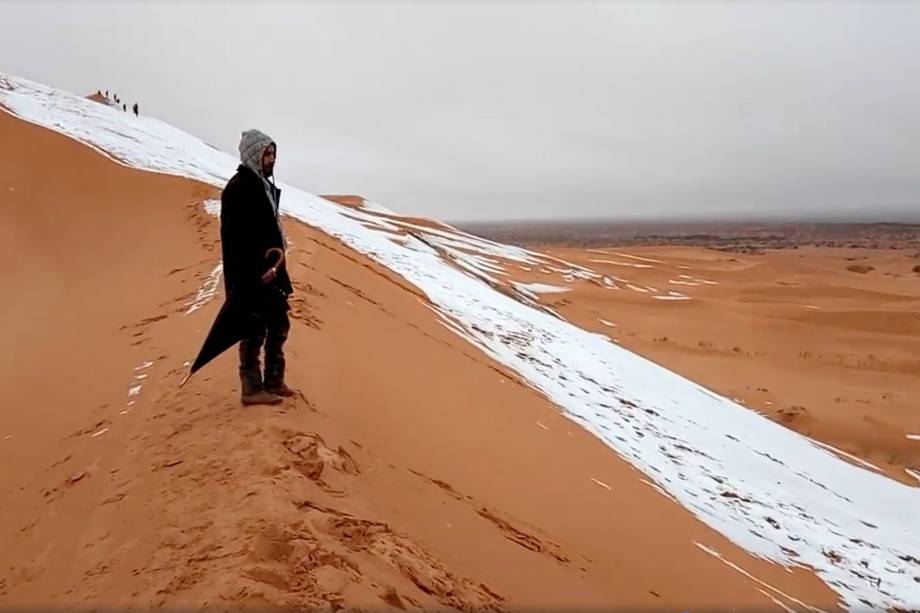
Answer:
[
  {"left": 238, "top": 129, "right": 279, "bottom": 216},
  {"left": 239, "top": 129, "right": 275, "bottom": 176}
]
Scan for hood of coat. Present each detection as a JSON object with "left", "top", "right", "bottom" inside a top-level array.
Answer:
[{"left": 238, "top": 129, "right": 275, "bottom": 178}]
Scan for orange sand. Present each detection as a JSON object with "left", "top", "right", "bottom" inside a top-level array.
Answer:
[
  {"left": 524, "top": 245, "right": 920, "bottom": 486},
  {"left": 0, "top": 109, "right": 843, "bottom": 610}
]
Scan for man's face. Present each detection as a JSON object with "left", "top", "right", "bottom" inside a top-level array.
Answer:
[{"left": 262, "top": 144, "right": 276, "bottom": 177}]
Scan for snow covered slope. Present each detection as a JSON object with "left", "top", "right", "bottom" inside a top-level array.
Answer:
[{"left": 2, "top": 73, "right": 917, "bottom": 611}]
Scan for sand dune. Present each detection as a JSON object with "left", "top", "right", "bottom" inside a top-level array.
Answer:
[
  {"left": 368, "top": 224, "right": 919, "bottom": 488},
  {"left": 0, "top": 110, "right": 837, "bottom": 610},
  {"left": 525, "top": 246, "right": 920, "bottom": 488},
  {"left": 1, "top": 73, "right": 918, "bottom": 611}
]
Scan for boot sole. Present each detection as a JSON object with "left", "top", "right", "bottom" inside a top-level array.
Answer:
[{"left": 241, "top": 396, "right": 284, "bottom": 406}]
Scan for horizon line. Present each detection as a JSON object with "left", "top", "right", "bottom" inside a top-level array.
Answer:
[{"left": 447, "top": 215, "right": 920, "bottom": 226}]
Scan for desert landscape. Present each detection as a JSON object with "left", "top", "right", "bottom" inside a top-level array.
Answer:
[
  {"left": 459, "top": 219, "right": 920, "bottom": 253},
  {"left": 452, "top": 222, "right": 920, "bottom": 487},
  {"left": 1, "top": 73, "right": 919, "bottom": 613}
]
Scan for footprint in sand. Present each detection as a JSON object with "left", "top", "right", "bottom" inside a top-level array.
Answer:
[
  {"left": 409, "top": 468, "right": 573, "bottom": 566},
  {"left": 776, "top": 405, "right": 809, "bottom": 425},
  {"left": 294, "top": 500, "right": 503, "bottom": 610},
  {"left": 282, "top": 432, "right": 360, "bottom": 487}
]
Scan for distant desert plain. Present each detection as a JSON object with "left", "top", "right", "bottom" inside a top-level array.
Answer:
[{"left": 459, "top": 219, "right": 920, "bottom": 486}]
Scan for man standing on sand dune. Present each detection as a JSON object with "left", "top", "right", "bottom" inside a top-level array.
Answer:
[{"left": 220, "top": 129, "right": 295, "bottom": 406}]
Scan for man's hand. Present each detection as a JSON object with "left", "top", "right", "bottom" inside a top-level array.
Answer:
[
  {"left": 261, "top": 266, "right": 278, "bottom": 284},
  {"left": 262, "top": 247, "right": 284, "bottom": 284}
]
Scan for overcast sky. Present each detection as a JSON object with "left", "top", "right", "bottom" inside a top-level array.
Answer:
[{"left": 2, "top": 1, "right": 918, "bottom": 222}]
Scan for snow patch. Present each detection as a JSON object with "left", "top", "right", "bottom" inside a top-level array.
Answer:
[
  {"left": 513, "top": 282, "right": 572, "bottom": 294},
  {"left": 203, "top": 198, "right": 221, "bottom": 216},
  {"left": 360, "top": 200, "right": 395, "bottom": 214},
  {"left": 613, "top": 252, "right": 664, "bottom": 264},
  {"left": 640, "top": 478, "right": 677, "bottom": 502},
  {"left": 590, "top": 477, "right": 612, "bottom": 490},
  {"left": 808, "top": 438, "right": 883, "bottom": 474},
  {"left": 694, "top": 543, "right": 827, "bottom": 613},
  {"left": 185, "top": 263, "right": 223, "bottom": 315},
  {"left": 757, "top": 588, "right": 799, "bottom": 613}
]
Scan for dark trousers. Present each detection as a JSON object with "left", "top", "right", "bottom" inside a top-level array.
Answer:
[{"left": 239, "top": 294, "right": 290, "bottom": 393}]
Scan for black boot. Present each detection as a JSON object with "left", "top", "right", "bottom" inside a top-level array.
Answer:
[
  {"left": 239, "top": 334, "right": 281, "bottom": 405},
  {"left": 265, "top": 381, "right": 296, "bottom": 397},
  {"left": 241, "top": 389, "right": 283, "bottom": 406},
  {"left": 264, "top": 299, "right": 292, "bottom": 397}
]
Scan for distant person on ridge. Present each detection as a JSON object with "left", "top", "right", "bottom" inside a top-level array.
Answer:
[
  {"left": 132, "top": 103, "right": 138, "bottom": 117},
  {"left": 219, "top": 129, "right": 294, "bottom": 406}
]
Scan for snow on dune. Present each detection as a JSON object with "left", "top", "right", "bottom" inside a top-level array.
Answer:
[
  {"left": 359, "top": 199, "right": 394, "bottom": 214},
  {"left": 203, "top": 198, "right": 221, "bottom": 216},
  {"left": 512, "top": 282, "right": 571, "bottom": 295},
  {"left": 3, "top": 73, "right": 918, "bottom": 611},
  {"left": 672, "top": 274, "right": 718, "bottom": 287},
  {"left": 389, "top": 218, "right": 598, "bottom": 281},
  {"left": 185, "top": 264, "right": 224, "bottom": 315},
  {"left": 613, "top": 252, "right": 664, "bottom": 264},
  {"left": 654, "top": 291, "right": 692, "bottom": 301}
]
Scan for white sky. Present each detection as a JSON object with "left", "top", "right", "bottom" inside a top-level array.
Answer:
[{"left": 2, "top": 1, "right": 919, "bottom": 222}]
